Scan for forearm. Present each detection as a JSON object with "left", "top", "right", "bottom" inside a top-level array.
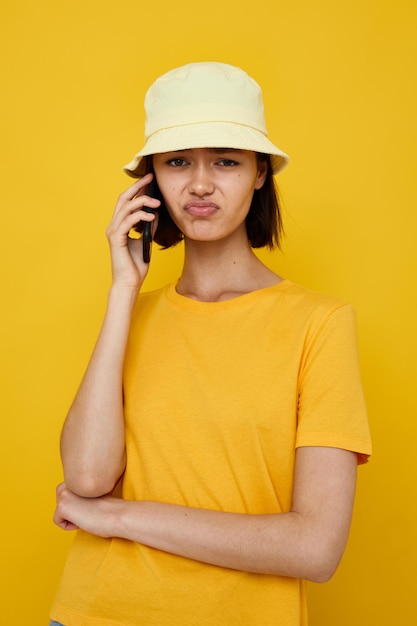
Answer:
[
  {"left": 55, "top": 449, "right": 356, "bottom": 582},
  {"left": 61, "top": 177, "right": 160, "bottom": 496},
  {"left": 83, "top": 498, "right": 342, "bottom": 582},
  {"left": 121, "top": 501, "right": 321, "bottom": 579},
  {"left": 117, "top": 449, "right": 355, "bottom": 582},
  {"left": 61, "top": 285, "right": 138, "bottom": 496}
]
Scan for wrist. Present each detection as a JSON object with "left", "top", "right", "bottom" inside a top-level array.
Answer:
[
  {"left": 112, "top": 499, "right": 146, "bottom": 541},
  {"left": 108, "top": 283, "right": 140, "bottom": 307}
]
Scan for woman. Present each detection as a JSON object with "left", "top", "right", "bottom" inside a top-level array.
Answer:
[{"left": 50, "top": 62, "right": 371, "bottom": 626}]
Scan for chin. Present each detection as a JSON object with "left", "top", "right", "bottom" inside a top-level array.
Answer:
[{"left": 184, "top": 223, "right": 246, "bottom": 244}]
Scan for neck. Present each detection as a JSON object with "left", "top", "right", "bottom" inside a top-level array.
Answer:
[{"left": 176, "top": 237, "right": 282, "bottom": 302}]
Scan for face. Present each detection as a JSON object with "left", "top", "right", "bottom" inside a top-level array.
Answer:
[{"left": 152, "top": 148, "right": 267, "bottom": 245}]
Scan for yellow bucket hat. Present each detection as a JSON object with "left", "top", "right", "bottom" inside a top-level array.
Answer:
[{"left": 123, "top": 62, "right": 289, "bottom": 177}]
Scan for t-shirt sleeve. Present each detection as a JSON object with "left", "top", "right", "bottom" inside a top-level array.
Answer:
[{"left": 295, "top": 303, "right": 372, "bottom": 464}]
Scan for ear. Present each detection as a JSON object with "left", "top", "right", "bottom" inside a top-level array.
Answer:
[{"left": 254, "top": 158, "right": 268, "bottom": 190}]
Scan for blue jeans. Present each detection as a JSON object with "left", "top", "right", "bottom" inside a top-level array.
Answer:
[{"left": 50, "top": 622, "right": 64, "bottom": 626}]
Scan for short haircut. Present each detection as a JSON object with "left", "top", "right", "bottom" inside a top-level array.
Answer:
[{"left": 139, "top": 154, "right": 284, "bottom": 250}]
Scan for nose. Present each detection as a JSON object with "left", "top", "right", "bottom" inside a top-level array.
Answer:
[{"left": 188, "top": 163, "right": 215, "bottom": 197}]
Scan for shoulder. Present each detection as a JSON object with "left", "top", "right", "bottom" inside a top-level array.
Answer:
[
  {"left": 279, "top": 279, "right": 347, "bottom": 307},
  {"left": 130, "top": 284, "right": 172, "bottom": 326},
  {"left": 137, "top": 284, "right": 169, "bottom": 305},
  {"left": 277, "top": 279, "right": 355, "bottom": 325}
]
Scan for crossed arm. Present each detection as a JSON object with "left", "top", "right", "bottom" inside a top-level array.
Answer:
[
  {"left": 56, "top": 179, "right": 358, "bottom": 584},
  {"left": 56, "top": 441, "right": 357, "bottom": 583}
]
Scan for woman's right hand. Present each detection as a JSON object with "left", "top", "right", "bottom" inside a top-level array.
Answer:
[{"left": 106, "top": 173, "right": 161, "bottom": 290}]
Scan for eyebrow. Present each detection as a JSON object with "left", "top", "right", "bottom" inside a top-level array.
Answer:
[
  {"left": 208, "top": 148, "right": 240, "bottom": 153},
  {"left": 172, "top": 148, "right": 240, "bottom": 154}
]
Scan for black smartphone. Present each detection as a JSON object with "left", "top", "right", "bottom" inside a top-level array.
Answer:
[{"left": 134, "top": 179, "right": 159, "bottom": 264}]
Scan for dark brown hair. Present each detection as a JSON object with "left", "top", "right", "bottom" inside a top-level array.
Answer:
[{"left": 140, "top": 153, "right": 284, "bottom": 249}]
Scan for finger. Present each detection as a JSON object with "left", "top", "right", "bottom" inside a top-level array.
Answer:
[
  {"left": 109, "top": 175, "right": 153, "bottom": 226},
  {"left": 117, "top": 173, "right": 154, "bottom": 206},
  {"left": 125, "top": 196, "right": 161, "bottom": 217},
  {"left": 109, "top": 202, "right": 159, "bottom": 245},
  {"left": 54, "top": 513, "right": 79, "bottom": 531},
  {"left": 109, "top": 206, "right": 157, "bottom": 242},
  {"left": 109, "top": 189, "right": 160, "bottom": 235},
  {"left": 60, "top": 519, "right": 79, "bottom": 531}
]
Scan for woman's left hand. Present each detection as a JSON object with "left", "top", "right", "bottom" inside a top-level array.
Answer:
[{"left": 54, "top": 483, "right": 119, "bottom": 537}]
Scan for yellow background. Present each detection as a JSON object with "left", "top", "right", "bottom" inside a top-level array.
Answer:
[{"left": 1, "top": 0, "right": 416, "bottom": 623}]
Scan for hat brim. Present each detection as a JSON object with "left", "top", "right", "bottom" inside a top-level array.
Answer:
[{"left": 123, "top": 122, "right": 289, "bottom": 177}]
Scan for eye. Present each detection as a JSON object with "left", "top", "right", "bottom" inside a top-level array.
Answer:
[
  {"left": 167, "top": 158, "right": 188, "bottom": 167},
  {"left": 217, "top": 159, "right": 238, "bottom": 167}
]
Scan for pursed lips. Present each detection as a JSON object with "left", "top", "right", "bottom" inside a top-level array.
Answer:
[{"left": 184, "top": 201, "right": 219, "bottom": 217}]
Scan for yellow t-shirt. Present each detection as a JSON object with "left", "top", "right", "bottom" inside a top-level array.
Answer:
[{"left": 51, "top": 280, "right": 372, "bottom": 626}]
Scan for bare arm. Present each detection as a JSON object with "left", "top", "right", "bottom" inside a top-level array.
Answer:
[
  {"left": 55, "top": 446, "right": 357, "bottom": 582},
  {"left": 60, "top": 175, "right": 160, "bottom": 497}
]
